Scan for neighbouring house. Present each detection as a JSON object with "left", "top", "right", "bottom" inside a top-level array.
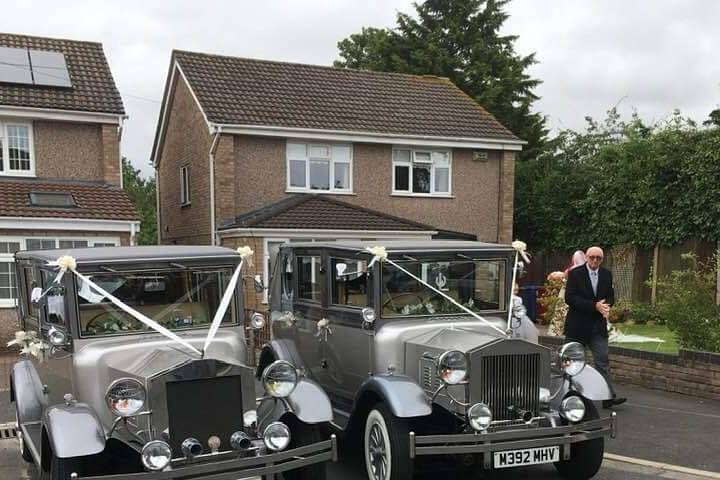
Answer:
[
  {"left": 0, "top": 33, "right": 139, "bottom": 346},
  {"left": 151, "top": 50, "right": 523, "bottom": 310}
]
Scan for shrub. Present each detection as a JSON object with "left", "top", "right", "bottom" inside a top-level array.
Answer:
[
  {"left": 654, "top": 253, "right": 720, "bottom": 353},
  {"left": 538, "top": 278, "right": 564, "bottom": 326}
]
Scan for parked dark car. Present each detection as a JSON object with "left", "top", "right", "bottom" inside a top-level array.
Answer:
[
  {"left": 260, "top": 240, "right": 616, "bottom": 480},
  {"left": 10, "top": 246, "right": 336, "bottom": 479}
]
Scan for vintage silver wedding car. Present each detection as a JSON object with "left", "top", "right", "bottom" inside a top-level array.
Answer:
[
  {"left": 10, "top": 246, "right": 336, "bottom": 480},
  {"left": 260, "top": 240, "right": 617, "bottom": 480}
]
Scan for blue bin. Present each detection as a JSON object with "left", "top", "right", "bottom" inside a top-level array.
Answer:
[{"left": 518, "top": 285, "right": 540, "bottom": 322}]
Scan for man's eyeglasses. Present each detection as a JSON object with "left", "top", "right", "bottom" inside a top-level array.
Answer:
[{"left": 588, "top": 255, "right": 603, "bottom": 260}]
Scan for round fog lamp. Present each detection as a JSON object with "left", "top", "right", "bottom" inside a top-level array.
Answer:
[
  {"left": 262, "top": 360, "right": 299, "bottom": 398},
  {"left": 436, "top": 350, "right": 468, "bottom": 385},
  {"left": 263, "top": 421, "right": 291, "bottom": 452},
  {"left": 141, "top": 440, "right": 172, "bottom": 471},
  {"left": 560, "top": 396, "right": 586, "bottom": 423},
  {"left": 468, "top": 403, "right": 493, "bottom": 431},
  {"left": 559, "top": 342, "right": 586, "bottom": 377}
]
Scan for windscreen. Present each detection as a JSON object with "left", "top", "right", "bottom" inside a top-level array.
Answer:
[
  {"left": 381, "top": 258, "right": 506, "bottom": 317},
  {"left": 76, "top": 268, "right": 237, "bottom": 336}
]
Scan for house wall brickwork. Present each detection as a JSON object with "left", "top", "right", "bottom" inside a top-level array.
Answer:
[
  {"left": 33, "top": 120, "right": 105, "bottom": 182},
  {"left": 226, "top": 136, "right": 506, "bottom": 242},
  {"left": 540, "top": 336, "right": 720, "bottom": 400},
  {"left": 101, "top": 123, "right": 121, "bottom": 185},
  {"left": 157, "top": 76, "right": 213, "bottom": 245},
  {"left": 498, "top": 151, "right": 516, "bottom": 243}
]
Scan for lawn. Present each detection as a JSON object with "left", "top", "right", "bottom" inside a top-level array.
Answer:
[{"left": 610, "top": 323, "right": 680, "bottom": 355}]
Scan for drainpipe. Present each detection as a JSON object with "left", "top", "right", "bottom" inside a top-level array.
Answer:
[
  {"left": 208, "top": 125, "right": 222, "bottom": 246},
  {"left": 130, "top": 222, "right": 137, "bottom": 246},
  {"left": 117, "top": 115, "right": 128, "bottom": 189},
  {"left": 155, "top": 168, "right": 161, "bottom": 245}
]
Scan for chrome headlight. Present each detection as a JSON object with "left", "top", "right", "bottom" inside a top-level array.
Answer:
[
  {"left": 468, "top": 403, "right": 493, "bottom": 431},
  {"left": 141, "top": 440, "right": 172, "bottom": 471},
  {"left": 250, "top": 312, "right": 266, "bottom": 329},
  {"left": 262, "top": 360, "right": 299, "bottom": 398},
  {"left": 436, "top": 350, "right": 468, "bottom": 385},
  {"left": 263, "top": 421, "right": 291, "bottom": 451},
  {"left": 559, "top": 342, "right": 586, "bottom": 376},
  {"left": 106, "top": 378, "right": 146, "bottom": 417},
  {"left": 560, "top": 396, "right": 586, "bottom": 422}
]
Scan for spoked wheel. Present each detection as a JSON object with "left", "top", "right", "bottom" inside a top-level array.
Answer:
[{"left": 364, "top": 403, "right": 413, "bottom": 480}]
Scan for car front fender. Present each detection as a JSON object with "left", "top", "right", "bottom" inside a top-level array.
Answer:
[
  {"left": 356, "top": 375, "right": 432, "bottom": 418},
  {"left": 43, "top": 403, "right": 105, "bottom": 458},
  {"left": 257, "top": 378, "right": 333, "bottom": 430},
  {"left": 11, "top": 360, "right": 43, "bottom": 424},
  {"left": 553, "top": 365, "right": 613, "bottom": 402}
]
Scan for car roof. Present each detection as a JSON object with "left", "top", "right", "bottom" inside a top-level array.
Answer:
[
  {"left": 15, "top": 245, "right": 241, "bottom": 265},
  {"left": 280, "top": 240, "right": 515, "bottom": 254}
]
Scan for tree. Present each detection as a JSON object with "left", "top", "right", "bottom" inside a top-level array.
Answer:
[
  {"left": 122, "top": 159, "right": 157, "bottom": 245},
  {"left": 335, "top": 0, "right": 547, "bottom": 159}
]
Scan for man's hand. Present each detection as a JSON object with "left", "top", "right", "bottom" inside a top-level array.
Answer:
[{"left": 595, "top": 299, "right": 610, "bottom": 319}]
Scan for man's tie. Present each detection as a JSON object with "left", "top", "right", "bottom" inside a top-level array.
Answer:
[{"left": 591, "top": 270, "right": 598, "bottom": 296}]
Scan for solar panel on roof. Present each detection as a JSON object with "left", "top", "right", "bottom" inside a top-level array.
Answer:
[
  {"left": 0, "top": 46, "right": 33, "bottom": 85},
  {"left": 29, "top": 49, "right": 71, "bottom": 87}
]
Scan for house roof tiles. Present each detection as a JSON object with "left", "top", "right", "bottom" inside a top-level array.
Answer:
[
  {"left": 0, "top": 33, "right": 125, "bottom": 115},
  {"left": 0, "top": 179, "right": 138, "bottom": 221},
  {"left": 173, "top": 50, "right": 519, "bottom": 141},
  {"left": 220, "top": 195, "right": 436, "bottom": 232}
]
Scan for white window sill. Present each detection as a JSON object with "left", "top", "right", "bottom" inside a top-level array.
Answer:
[
  {"left": 391, "top": 192, "right": 454, "bottom": 199},
  {"left": 285, "top": 189, "right": 356, "bottom": 196},
  {"left": 0, "top": 172, "right": 36, "bottom": 178}
]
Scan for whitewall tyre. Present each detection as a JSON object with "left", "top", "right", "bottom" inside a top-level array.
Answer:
[{"left": 363, "top": 403, "right": 413, "bottom": 480}]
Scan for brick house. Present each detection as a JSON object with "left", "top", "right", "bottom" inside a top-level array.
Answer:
[
  {"left": 151, "top": 50, "right": 523, "bottom": 307},
  {"left": 0, "top": 33, "right": 139, "bottom": 344}
]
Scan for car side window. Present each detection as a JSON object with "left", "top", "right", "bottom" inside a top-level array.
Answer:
[
  {"left": 21, "top": 266, "right": 40, "bottom": 331},
  {"left": 297, "top": 256, "right": 323, "bottom": 303},
  {"left": 41, "top": 269, "right": 67, "bottom": 327},
  {"left": 331, "top": 257, "right": 368, "bottom": 307}
]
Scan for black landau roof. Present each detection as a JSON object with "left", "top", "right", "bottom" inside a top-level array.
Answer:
[
  {"left": 282, "top": 240, "right": 515, "bottom": 255},
  {"left": 15, "top": 245, "right": 241, "bottom": 265}
]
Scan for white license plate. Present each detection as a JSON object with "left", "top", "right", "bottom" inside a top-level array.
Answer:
[{"left": 493, "top": 446, "right": 560, "bottom": 468}]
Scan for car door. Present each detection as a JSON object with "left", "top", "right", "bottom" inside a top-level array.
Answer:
[{"left": 321, "top": 255, "right": 373, "bottom": 404}]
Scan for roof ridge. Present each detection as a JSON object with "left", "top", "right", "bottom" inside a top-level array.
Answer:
[
  {"left": 0, "top": 32, "right": 102, "bottom": 46},
  {"left": 172, "top": 49, "right": 453, "bottom": 84}
]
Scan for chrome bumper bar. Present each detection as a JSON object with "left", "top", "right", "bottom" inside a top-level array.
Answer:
[
  {"left": 410, "top": 413, "right": 616, "bottom": 469},
  {"left": 78, "top": 435, "right": 337, "bottom": 480}
]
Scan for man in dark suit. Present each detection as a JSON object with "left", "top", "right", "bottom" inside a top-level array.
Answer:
[{"left": 564, "top": 246, "right": 626, "bottom": 408}]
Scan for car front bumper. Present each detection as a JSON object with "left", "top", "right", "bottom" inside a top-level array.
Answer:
[
  {"left": 410, "top": 413, "right": 616, "bottom": 469},
  {"left": 78, "top": 435, "right": 337, "bottom": 479}
]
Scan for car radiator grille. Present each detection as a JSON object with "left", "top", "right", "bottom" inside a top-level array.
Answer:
[{"left": 477, "top": 353, "right": 541, "bottom": 421}]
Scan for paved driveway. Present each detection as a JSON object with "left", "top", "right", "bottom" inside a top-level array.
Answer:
[{"left": 1, "top": 380, "right": 718, "bottom": 479}]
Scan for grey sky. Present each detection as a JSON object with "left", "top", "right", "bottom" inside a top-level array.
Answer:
[{"left": 2, "top": 1, "right": 719, "bottom": 178}]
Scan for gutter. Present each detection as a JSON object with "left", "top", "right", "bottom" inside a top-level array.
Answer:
[{"left": 208, "top": 126, "right": 222, "bottom": 246}]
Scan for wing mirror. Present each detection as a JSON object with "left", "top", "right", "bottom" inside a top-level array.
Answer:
[{"left": 361, "top": 307, "right": 376, "bottom": 329}]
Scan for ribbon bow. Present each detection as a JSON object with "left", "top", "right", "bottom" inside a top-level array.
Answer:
[
  {"left": 236, "top": 246, "right": 254, "bottom": 259},
  {"left": 511, "top": 240, "right": 531, "bottom": 264},
  {"left": 366, "top": 246, "right": 388, "bottom": 268}
]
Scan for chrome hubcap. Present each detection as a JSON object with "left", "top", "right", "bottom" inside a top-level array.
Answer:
[{"left": 368, "top": 423, "right": 388, "bottom": 480}]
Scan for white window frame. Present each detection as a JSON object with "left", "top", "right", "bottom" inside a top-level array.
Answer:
[
  {"left": 391, "top": 147, "right": 452, "bottom": 197},
  {"left": 0, "top": 235, "right": 121, "bottom": 307},
  {"left": 0, "top": 120, "right": 35, "bottom": 177},
  {"left": 286, "top": 141, "right": 353, "bottom": 194},
  {"left": 180, "top": 165, "right": 191, "bottom": 206}
]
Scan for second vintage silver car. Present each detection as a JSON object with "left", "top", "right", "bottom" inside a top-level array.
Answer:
[
  {"left": 260, "top": 240, "right": 617, "bottom": 480},
  {"left": 10, "top": 245, "right": 336, "bottom": 480}
]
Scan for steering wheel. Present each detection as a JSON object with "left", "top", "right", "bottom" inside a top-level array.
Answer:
[
  {"left": 382, "top": 292, "right": 427, "bottom": 312},
  {"left": 85, "top": 310, "right": 143, "bottom": 334}
]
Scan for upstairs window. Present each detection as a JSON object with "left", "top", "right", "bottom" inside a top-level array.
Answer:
[
  {"left": 0, "top": 122, "right": 34, "bottom": 176},
  {"left": 180, "top": 165, "right": 191, "bottom": 206},
  {"left": 287, "top": 142, "right": 352, "bottom": 193},
  {"left": 393, "top": 148, "right": 451, "bottom": 196}
]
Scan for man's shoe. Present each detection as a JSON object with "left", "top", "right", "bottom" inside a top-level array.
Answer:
[{"left": 602, "top": 397, "right": 627, "bottom": 409}]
